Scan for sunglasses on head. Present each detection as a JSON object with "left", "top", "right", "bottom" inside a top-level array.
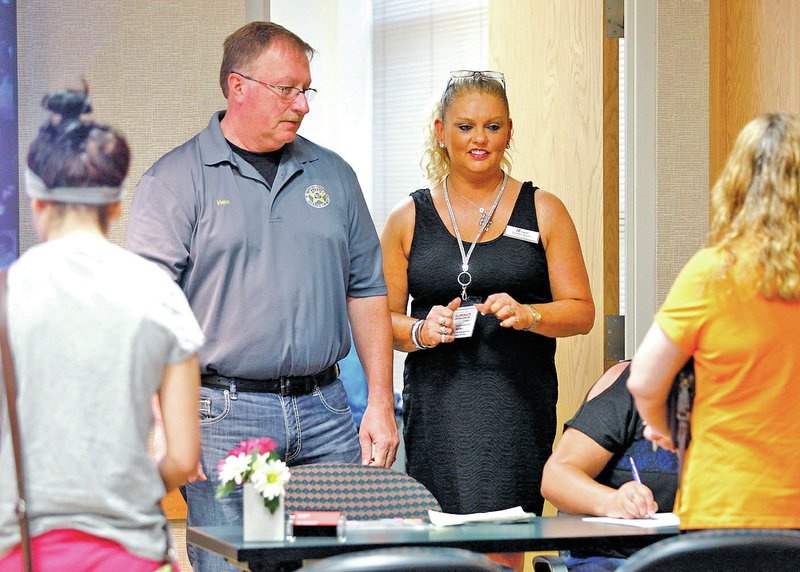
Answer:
[{"left": 446, "top": 70, "right": 506, "bottom": 90}]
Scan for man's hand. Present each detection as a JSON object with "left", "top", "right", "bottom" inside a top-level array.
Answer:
[{"left": 358, "top": 401, "right": 399, "bottom": 468}]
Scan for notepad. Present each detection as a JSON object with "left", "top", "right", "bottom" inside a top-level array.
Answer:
[
  {"left": 582, "top": 512, "right": 680, "bottom": 528},
  {"left": 344, "top": 518, "right": 429, "bottom": 531},
  {"left": 429, "top": 506, "right": 536, "bottom": 527}
]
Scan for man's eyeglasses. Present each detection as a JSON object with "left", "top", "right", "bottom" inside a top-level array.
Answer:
[
  {"left": 232, "top": 71, "right": 317, "bottom": 102},
  {"left": 447, "top": 70, "right": 506, "bottom": 90}
]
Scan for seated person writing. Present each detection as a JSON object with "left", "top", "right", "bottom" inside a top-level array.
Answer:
[{"left": 540, "top": 362, "right": 678, "bottom": 571}]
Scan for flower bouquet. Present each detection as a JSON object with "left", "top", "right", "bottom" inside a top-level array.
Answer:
[{"left": 215, "top": 437, "right": 291, "bottom": 514}]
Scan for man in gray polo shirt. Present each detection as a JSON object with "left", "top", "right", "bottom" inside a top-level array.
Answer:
[{"left": 125, "top": 21, "right": 398, "bottom": 572}]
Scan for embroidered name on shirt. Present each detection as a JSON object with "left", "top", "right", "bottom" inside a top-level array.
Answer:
[
  {"left": 216, "top": 199, "right": 231, "bottom": 206},
  {"left": 305, "top": 185, "right": 330, "bottom": 208}
]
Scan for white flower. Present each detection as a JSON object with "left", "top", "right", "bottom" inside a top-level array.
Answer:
[
  {"left": 218, "top": 453, "right": 252, "bottom": 486},
  {"left": 250, "top": 455, "right": 291, "bottom": 500}
]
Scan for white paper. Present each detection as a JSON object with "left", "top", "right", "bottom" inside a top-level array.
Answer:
[
  {"left": 345, "top": 518, "right": 430, "bottom": 531},
  {"left": 582, "top": 512, "right": 680, "bottom": 528},
  {"left": 428, "top": 506, "right": 536, "bottom": 527}
]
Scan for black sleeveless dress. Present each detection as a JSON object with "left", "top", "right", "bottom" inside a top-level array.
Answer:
[{"left": 403, "top": 182, "right": 556, "bottom": 515}]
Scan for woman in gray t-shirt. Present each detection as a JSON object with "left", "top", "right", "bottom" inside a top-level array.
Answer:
[{"left": 0, "top": 86, "right": 204, "bottom": 571}]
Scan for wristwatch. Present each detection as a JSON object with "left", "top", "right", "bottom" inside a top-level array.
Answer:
[{"left": 522, "top": 304, "right": 542, "bottom": 332}]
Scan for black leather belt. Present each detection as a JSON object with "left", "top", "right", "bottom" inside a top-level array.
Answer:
[{"left": 201, "top": 364, "right": 339, "bottom": 397}]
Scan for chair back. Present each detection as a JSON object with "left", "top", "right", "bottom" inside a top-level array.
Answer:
[
  {"left": 619, "top": 529, "right": 800, "bottom": 571},
  {"left": 284, "top": 463, "right": 441, "bottom": 520},
  {"left": 297, "top": 546, "right": 503, "bottom": 571}
]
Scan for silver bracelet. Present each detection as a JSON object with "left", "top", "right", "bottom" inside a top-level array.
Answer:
[
  {"left": 522, "top": 304, "right": 542, "bottom": 332},
  {"left": 410, "top": 319, "right": 425, "bottom": 349},
  {"left": 410, "top": 319, "right": 433, "bottom": 350}
]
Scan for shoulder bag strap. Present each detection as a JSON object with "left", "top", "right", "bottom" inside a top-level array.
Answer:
[
  {"left": 0, "top": 270, "right": 34, "bottom": 572},
  {"left": 675, "top": 366, "right": 694, "bottom": 476}
]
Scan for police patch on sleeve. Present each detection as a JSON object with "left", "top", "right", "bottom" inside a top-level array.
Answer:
[{"left": 304, "top": 185, "right": 330, "bottom": 208}]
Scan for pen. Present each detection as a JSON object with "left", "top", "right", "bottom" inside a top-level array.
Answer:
[
  {"left": 628, "top": 457, "right": 656, "bottom": 518},
  {"left": 629, "top": 457, "right": 642, "bottom": 484}
]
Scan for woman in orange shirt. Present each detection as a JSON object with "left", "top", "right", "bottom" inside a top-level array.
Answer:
[{"left": 627, "top": 112, "right": 800, "bottom": 530}]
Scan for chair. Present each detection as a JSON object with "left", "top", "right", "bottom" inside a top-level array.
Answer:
[
  {"left": 297, "top": 547, "right": 504, "bottom": 571},
  {"left": 284, "top": 463, "right": 441, "bottom": 520},
  {"left": 619, "top": 529, "right": 800, "bottom": 571},
  {"left": 531, "top": 554, "right": 568, "bottom": 572}
]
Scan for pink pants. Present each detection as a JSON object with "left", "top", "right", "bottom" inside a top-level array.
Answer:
[{"left": 0, "top": 529, "right": 175, "bottom": 572}]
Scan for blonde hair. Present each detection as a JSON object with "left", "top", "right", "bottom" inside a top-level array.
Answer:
[
  {"left": 709, "top": 112, "right": 800, "bottom": 300},
  {"left": 420, "top": 75, "right": 513, "bottom": 185}
]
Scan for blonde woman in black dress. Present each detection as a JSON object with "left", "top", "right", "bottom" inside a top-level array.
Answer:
[{"left": 381, "top": 71, "right": 594, "bottom": 569}]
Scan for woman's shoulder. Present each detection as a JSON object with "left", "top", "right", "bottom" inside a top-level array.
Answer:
[
  {"left": 689, "top": 246, "right": 724, "bottom": 262},
  {"left": 93, "top": 244, "right": 191, "bottom": 307},
  {"left": 678, "top": 247, "right": 729, "bottom": 278},
  {"left": 529, "top": 186, "right": 564, "bottom": 211},
  {"left": 385, "top": 189, "right": 432, "bottom": 226},
  {"left": 386, "top": 193, "right": 417, "bottom": 221},
  {"left": 585, "top": 361, "right": 631, "bottom": 401},
  {"left": 121, "top": 252, "right": 203, "bottom": 344},
  {"left": 527, "top": 185, "right": 577, "bottom": 236},
  {"left": 408, "top": 187, "right": 435, "bottom": 209}
]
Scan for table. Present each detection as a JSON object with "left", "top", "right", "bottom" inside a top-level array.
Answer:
[{"left": 187, "top": 516, "right": 679, "bottom": 571}]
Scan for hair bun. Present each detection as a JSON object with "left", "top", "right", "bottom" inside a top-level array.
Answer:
[{"left": 41, "top": 87, "right": 92, "bottom": 121}]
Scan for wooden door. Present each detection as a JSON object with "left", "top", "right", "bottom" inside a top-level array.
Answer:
[{"left": 489, "top": 0, "right": 619, "bottom": 454}]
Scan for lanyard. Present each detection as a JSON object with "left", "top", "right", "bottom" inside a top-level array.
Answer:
[{"left": 442, "top": 170, "right": 508, "bottom": 299}]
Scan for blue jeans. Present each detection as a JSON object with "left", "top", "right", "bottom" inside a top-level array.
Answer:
[{"left": 186, "top": 379, "right": 361, "bottom": 572}]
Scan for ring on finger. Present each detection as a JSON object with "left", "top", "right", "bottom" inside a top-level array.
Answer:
[
  {"left": 441, "top": 334, "right": 446, "bottom": 343},
  {"left": 514, "top": 315, "right": 521, "bottom": 326},
  {"left": 439, "top": 326, "right": 447, "bottom": 334},
  {"left": 508, "top": 305, "right": 516, "bottom": 315},
  {"left": 438, "top": 317, "right": 446, "bottom": 325}
]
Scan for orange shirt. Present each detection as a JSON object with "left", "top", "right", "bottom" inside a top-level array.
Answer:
[{"left": 656, "top": 247, "right": 800, "bottom": 529}]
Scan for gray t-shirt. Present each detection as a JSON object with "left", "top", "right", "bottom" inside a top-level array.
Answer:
[
  {"left": 0, "top": 232, "right": 204, "bottom": 562},
  {"left": 125, "top": 112, "right": 386, "bottom": 379}
]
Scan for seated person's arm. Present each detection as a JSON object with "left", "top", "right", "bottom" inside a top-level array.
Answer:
[
  {"left": 541, "top": 363, "right": 657, "bottom": 519},
  {"left": 157, "top": 355, "right": 202, "bottom": 491}
]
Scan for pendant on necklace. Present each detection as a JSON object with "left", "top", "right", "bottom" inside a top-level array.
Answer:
[{"left": 479, "top": 208, "right": 492, "bottom": 228}]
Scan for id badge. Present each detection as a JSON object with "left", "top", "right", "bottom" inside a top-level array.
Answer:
[
  {"left": 452, "top": 305, "right": 478, "bottom": 338},
  {"left": 503, "top": 225, "right": 540, "bottom": 244}
]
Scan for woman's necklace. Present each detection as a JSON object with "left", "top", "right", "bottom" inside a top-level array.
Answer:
[
  {"left": 443, "top": 171, "right": 508, "bottom": 300},
  {"left": 452, "top": 190, "right": 494, "bottom": 227}
]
